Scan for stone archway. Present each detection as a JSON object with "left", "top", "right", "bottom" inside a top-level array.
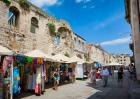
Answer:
[{"left": 8, "top": 6, "right": 20, "bottom": 27}]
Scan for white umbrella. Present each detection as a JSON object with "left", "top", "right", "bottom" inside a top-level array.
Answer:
[
  {"left": 0, "top": 45, "right": 13, "bottom": 55},
  {"left": 25, "top": 49, "right": 47, "bottom": 58},
  {"left": 108, "top": 62, "right": 122, "bottom": 66},
  {"left": 68, "top": 56, "right": 85, "bottom": 64},
  {"left": 105, "top": 62, "right": 123, "bottom": 66},
  {"left": 52, "top": 54, "right": 70, "bottom": 63}
]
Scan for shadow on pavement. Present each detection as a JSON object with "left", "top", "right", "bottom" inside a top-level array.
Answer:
[
  {"left": 86, "top": 71, "right": 134, "bottom": 99},
  {"left": 17, "top": 81, "right": 72, "bottom": 99}
]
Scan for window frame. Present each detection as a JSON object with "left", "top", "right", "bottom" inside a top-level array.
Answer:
[{"left": 30, "top": 17, "right": 38, "bottom": 33}]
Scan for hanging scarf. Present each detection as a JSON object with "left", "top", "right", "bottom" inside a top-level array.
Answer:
[{"left": 37, "top": 58, "right": 43, "bottom": 65}]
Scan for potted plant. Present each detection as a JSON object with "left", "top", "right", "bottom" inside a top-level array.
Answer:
[
  {"left": 47, "top": 23, "right": 56, "bottom": 35},
  {"left": 19, "top": 0, "right": 30, "bottom": 11},
  {"left": 2, "top": 0, "right": 11, "bottom": 6},
  {"left": 64, "top": 52, "right": 70, "bottom": 57}
]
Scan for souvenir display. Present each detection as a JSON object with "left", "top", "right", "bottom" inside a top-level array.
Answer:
[
  {"left": 13, "top": 67, "right": 20, "bottom": 94},
  {"left": 0, "top": 54, "right": 76, "bottom": 98},
  {"left": 0, "top": 69, "right": 3, "bottom": 99}
]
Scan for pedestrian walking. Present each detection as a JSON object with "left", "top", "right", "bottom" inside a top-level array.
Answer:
[
  {"left": 96, "top": 68, "right": 101, "bottom": 79},
  {"left": 101, "top": 67, "right": 109, "bottom": 87},
  {"left": 111, "top": 67, "right": 115, "bottom": 78},
  {"left": 108, "top": 67, "right": 112, "bottom": 76},
  {"left": 118, "top": 66, "right": 124, "bottom": 86},
  {"left": 71, "top": 70, "right": 76, "bottom": 83},
  {"left": 128, "top": 64, "right": 133, "bottom": 79},
  {"left": 129, "top": 64, "right": 136, "bottom": 81},
  {"left": 53, "top": 68, "right": 60, "bottom": 90},
  {"left": 90, "top": 67, "right": 96, "bottom": 86}
]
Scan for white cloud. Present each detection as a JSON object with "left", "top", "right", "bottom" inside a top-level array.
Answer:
[
  {"left": 30, "top": 0, "right": 63, "bottom": 7},
  {"left": 94, "top": 13, "right": 123, "bottom": 30},
  {"left": 100, "top": 36, "right": 131, "bottom": 46},
  {"left": 75, "top": 0, "right": 91, "bottom": 3}
]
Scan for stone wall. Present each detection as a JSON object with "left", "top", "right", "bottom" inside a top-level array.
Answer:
[
  {"left": 86, "top": 44, "right": 111, "bottom": 65},
  {"left": 129, "top": 0, "right": 140, "bottom": 80},
  {"left": 0, "top": 0, "right": 78, "bottom": 57},
  {"left": 113, "top": 54, "right": 131, "bottom": 66}
]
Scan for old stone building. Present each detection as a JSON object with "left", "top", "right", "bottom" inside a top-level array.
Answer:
[
  {"left": 112, "top": 54, "right": 130, "bottom": 66},
  {"left": 86, "top": 44, "right": 111, "bottom": 66},
  {"left": 125, "top": 0, "right": 140, "bottom": 80},
  {"left": 73, "top": 33, "right": 86, "bottom": 59},
  {"left": 0, "top": 0, "right": 85, "bottom": 58}
]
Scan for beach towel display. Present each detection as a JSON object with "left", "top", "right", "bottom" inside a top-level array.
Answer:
[
  {"left": 26, "top": 57, "right": 33, "bottom": 63},
  {"left": 27, "top": 75, "right": 33, "bottom": 90},
  {"left": 2, "top": 56, "right": 13, "bottom": 76},
  {"left": 32, "top": 74, "right": 36, "bottom": 90},
  {"left": 35, "top": 66, "right": 42, "bottom": 95},
  {"left": 35, "top": 58, "right": 45, "bottom": 95},
  {"left": 0, "top": 70, "right": 3, "bottom": 99},
  {"left": 26, "top": 74, "right": 36, "bottom": 90},
  {"left": 13, "top": 67, "right": 20, "bottom": 94},
  {"left": 40, "top": 65, "right": 45, "bottom": 92},
  {"left": 2, "top": 56, "right": 13, "bottom": 99}
]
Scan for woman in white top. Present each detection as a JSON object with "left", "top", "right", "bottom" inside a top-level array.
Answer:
[{"left": 90, "top": 68, "right": 96, "bottom": 86}]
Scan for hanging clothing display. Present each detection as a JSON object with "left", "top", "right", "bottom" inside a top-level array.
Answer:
[
  {"left": 0, "top": 69, "right": 3, "bottom": 99},
  {"left": 1, "top": 56, "right": 13, "bottom": 99},
  {"left": 35, "top": 66, "right": 42, "bottom": 95},
  {"left": 13, "top": 67, "right": 20, "bottom": 94},
  {"left": 2, "top": 56, "right": 13, "bottom": 76},
  {"left": 32, "top": 74, "right": 36, "bottom": 90},
  {"left": 41, "top": 64, "right": 45, "bottom": 92},
  {"left": 27, "top": 75, "right": 33, "bottom": 90}
]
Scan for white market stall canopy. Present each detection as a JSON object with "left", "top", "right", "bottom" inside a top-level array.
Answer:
[
  {"left": 25, "top": 50, "right": 47, "bottom": 58},
  {"left": 105, "top": 62, "right": 123, "bottom": 66},
  {"left": 24, "top": 49, "right": 55, "bottom": 61},
  {"left": 68, "top": 56, "right": 85, "bottom": 64},
  {"left": 0, "top": 45, "right": 13, "bottom": 55},
  {"left": 52, "top": 54, "right": 70, "bottom": 63}
]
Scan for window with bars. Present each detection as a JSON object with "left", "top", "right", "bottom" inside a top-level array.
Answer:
[
  {"left": 30, "top": 17, "right": 38, "bottom": 33},
  {"left": 8, "top": 6, "right": 19, "bottom": 27},
  {"left": 54, "top": 35, "right": 60, "bottom": 45}
]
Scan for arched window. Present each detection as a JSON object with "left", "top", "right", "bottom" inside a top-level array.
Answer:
[
  {"left": 30, "top": 17, "right": 38, "bottom": 33},
  {"left": 8, "top": 6, "right": 20, "bottom": 27},
  {"left": 79, "top": 40, "right": 81, "bottom": 48},
  {"left": 74, "top": 38, "right": 76, "bottom": 44},
  {"left": 82, "top": 42, "right": 84, "bottom": 50},
  {"left": 54, "top": 35, "right": 60, "bottom": 45}
]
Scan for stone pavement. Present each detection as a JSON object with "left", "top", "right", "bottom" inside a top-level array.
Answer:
[{"left": 21, "top": 70, "right": 140, "bottom": 99}]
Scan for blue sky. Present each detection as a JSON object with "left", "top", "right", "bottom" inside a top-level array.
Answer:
[{"left": 30, "top": 0, "right": 132, "bottom": 54}]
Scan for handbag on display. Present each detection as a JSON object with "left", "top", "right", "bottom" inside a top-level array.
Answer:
[
  {"left": 35, "top": 84, "right": 38, "bottom": 94},
  {"left": 35, "top": 84, "right": 42, "bottom": 95},
  {"left": 37, "top": 58, "right": 43, "bottom": 64}
]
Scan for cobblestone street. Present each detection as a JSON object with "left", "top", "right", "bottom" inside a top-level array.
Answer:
[{"left": 21, "top": 71, "right": 139, "bottom": 99}]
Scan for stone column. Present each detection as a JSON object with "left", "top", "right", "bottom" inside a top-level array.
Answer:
[{"left": 130, "top": 0, "right": 140, "bottom": 80}]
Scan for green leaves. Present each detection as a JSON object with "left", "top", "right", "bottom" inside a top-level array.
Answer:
[
  {"left": 64, "top": 52, "right": 70, "bottom": 57},
  {"left": 19, "top": 0, "right": 30, "bottom": 11},
  {"left": 47, "top": 23, "right": 56, "bottom": 35},
  {"left": 3, "top": 0, "right": 11, "bottom": 6}
]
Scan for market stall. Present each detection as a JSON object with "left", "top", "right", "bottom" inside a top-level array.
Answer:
[
  {"left": 45, "top": 54, "right": 77, "bottom": 84},
  {"left": 24, "top": 49, "right": 52, "bottom": 95},
  {"left": 52, "top": 54, "right": 71, "bottom": 63},
  {"left": 0, "top": 45, "right": 14, "bottom": 99},
  {"left": 104, "top": 62, "right": 123, "bottom": 71},
  {"left": 83, "top": 61, "right": 94, "bottom": 78},
  {"left": 68, "top": 56, "right": 86, "bottom": 79}
]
